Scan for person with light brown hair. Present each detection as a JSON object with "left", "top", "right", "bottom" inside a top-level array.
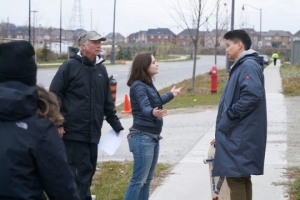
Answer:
[
  {"left": 124, "top": 52, "right": 182, "bottom": 200},
  {"left": 36, "top": 85, "right": 64, "bottom": 128}
]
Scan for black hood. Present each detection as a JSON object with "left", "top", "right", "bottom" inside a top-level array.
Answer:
[
  {"left": 230, "top": 49, "right": 263, "bottom": 74},
  {"left": 0, "top": 81, "right": 37, "bottom": 121}
]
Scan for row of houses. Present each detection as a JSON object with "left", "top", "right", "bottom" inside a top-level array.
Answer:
[{"left": 1, "top": 22, "right": 300, "bottom": 54}]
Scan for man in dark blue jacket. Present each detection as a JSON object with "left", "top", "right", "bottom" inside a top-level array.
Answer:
[
  {"left": 212, "top": 30, "right": 267, "bottom": 200},
  {"left": 50, "top": 31, "right": 124, "bottom": 200}
]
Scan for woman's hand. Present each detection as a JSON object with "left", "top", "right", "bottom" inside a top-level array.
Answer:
[
  {"left": 152, "top": 107, "right": 168, "bottom": 118},
  {"left": 58, "top": 127, "right": 65, "bottom": 138},
  {"left": 171, "top": 86, "right": 182, "bottom": 97}
]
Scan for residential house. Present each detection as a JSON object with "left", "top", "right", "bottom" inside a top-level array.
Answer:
[
  {"left": 127, "top": 30, "right": 147, "bottom": 43},
  {"left": 263, "top": 30, "right": 292, "bottom": 49},
  {"left": 7, "top": 26, "right": 28, "bottom": 41},
  {"left": 146, "top": 28, "right": 176, "bottom": 44},
  {"left": 205, "top": 29, "right": 228, "bottom": 48},
  {"left": 242, "top": 28, "right": 259, "bottom": 50},
  {"left": 105, "top": 32, "right": 126, "bottom": 44},
  {"left": 293, "top": 30, "right": 300, "bottom": 41},
  {"left": 50, "top": 28, "right": 73, "bottom": 42},
  {"left": 176, "top": 29, "right": 206, "bottom": 47}
]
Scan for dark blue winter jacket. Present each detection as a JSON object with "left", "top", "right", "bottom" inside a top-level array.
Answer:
[
  {"left": 212, "top": 50, "right": 267, "bottom": 177},
  {"left": 130, "top": 80, "right": 174, "bottom": 135},
  {"left": 0, "top": 81, "right": 79, "bottom": 199}
]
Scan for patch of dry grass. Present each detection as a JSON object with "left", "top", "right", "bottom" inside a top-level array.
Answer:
[
  {"left": 280, "top": 64, "right": 300, "bottom": 96},
  {"left": 91, "top": 161, "right": 172, "bottom": 200},
  {"left": 116, "top": 69, "right": 228, "bottom": 112}
]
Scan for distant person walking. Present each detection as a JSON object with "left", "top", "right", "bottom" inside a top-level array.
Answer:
[
  {"left": 212, "top": 30, "right": 267, "bottom": 200},
  {"left": 50, "top": 31, "right": 124, "bottom": 200},
  {"left": 124, "top": 52, "right": 182, "bottom": 200},
  {"left": 272, "top": 52, "right": 279, "bottom": 66}
]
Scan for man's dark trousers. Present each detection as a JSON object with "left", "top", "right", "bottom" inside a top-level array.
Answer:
[
  {"left": 226, "top": 176, "right": 252, "bottom": 200},
  {"left": 64, "top": 140, "right": 98, "bottom": 200}
]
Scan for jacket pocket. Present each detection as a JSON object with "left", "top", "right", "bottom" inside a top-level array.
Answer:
[{"left": 217, "top": 112, "right": 240, "bottom": 136}]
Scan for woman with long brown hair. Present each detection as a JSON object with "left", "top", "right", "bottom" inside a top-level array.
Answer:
[{"left": 124, "top": 52, "right": 182, "bottom": 200}]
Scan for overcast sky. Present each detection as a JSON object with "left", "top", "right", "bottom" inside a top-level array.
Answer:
[{"left": 1, "top": 0, "right": 299, "bottom": 37}]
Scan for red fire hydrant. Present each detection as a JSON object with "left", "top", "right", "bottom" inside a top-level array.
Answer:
[{"left": 209, "top": 65, "right": 218, "bottom": 93}]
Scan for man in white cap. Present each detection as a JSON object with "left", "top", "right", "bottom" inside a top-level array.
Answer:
[{"left": 50, "top": 31, "right": 124, "bottom": 200}]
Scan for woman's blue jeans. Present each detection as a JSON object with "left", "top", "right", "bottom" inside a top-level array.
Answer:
[{"left": 124, "top": 133, "right": 159, "bottom": 200}]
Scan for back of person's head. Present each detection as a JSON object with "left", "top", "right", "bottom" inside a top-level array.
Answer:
[
  {"left": 0, "top": 41, "right": 37, "bottom": 86},
  {"left": 36, "top": 85, "right": 64, "bottom": 125},
  {"left": 223, "top": 30, "right": 252, "bottom": 50},
  {"left": 127, "top": 52, "right": 152, "bottom": 86}
]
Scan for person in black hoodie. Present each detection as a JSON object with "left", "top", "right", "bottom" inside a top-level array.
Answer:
[
  {"left": 50, "top": 31, "right": 124, "bottom": 200},
  {"left": 0, "top": 41, "right": 80, "bottom": 199}
]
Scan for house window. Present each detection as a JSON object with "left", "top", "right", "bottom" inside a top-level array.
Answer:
[
  {"left": 158, "top": 36, "right": 161, "bottom": 39},
  {"left": 165, "top": 36, "right": 168, "bottom": 39},
  {"left": 265, "top": 37, "right": 271, "bottom": 40},
  {"left": 151, "top": 36, "right": 154, "bottom": 39}
]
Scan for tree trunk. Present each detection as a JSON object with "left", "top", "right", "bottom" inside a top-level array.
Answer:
[{"left": 191, "top": 42, "right": 198, "bottom": 89}]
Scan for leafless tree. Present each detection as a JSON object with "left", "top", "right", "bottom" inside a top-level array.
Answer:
[
  {"left": 165, "top": 0, "right": 213, "bottom": 89},
  {"left": 205, "top": 0, "right": 229, "bottom": 65}
]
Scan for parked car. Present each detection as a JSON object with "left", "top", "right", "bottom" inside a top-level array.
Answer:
[{"left": 259, "top": 54, "right": 270, "bottom": 65}]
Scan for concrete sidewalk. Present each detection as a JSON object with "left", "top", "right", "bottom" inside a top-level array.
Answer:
[{"left": 149, "top": 60, "right": 290, "bottom": 200}]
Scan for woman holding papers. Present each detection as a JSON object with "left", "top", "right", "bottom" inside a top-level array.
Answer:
[{"left": 124, "top": 52, "right": 182, "bottom": 200}]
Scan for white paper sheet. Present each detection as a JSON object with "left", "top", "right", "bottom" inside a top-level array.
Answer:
[{"left": 98, "top": 129, "right": 125, "bottom": 155}]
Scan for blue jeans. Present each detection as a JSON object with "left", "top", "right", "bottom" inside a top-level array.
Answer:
[{"left": 124, "top": 133, "right": 159, "bottom": 200}]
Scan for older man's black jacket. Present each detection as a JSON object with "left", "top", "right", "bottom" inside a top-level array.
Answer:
[{"left": 50, "top": 53, "right": 123, "bottom": 144}]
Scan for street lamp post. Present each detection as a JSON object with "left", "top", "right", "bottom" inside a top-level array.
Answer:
[
  {"left": 110, "top": 0, "right": 116, "bottom": 64},
  {"left": 242, "top": 4, "right": 262, "bottom": 53},
  {"left": 225, "top": 0, "right": 235, "bottom": 72},
  {"left": 29, "top": 0, "right": 31, "bottom": 43},
  {"left": 60, "top": 0, "right": 62, "bottom": 53},
  {"left": 31, "top": 10, "right": 38, "bottom": 62}
]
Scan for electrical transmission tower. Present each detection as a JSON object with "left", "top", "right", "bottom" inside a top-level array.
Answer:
[{"left": 70, "top": 0, "right": 84, "bottom": 30}]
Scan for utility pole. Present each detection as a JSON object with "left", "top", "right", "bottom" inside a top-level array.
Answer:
[
  {"left": 110, "top": 0, "right": 116, "bottom": 64},
  {"left": 28, "top": 0, "right": 31, "bottom": 43},
  {"left": 231, "top": 0, "right": 234, "bottom": 31},
  {"left": 31, "top": 10, "right": 38, "bottom": 62},
  {"left": 226, "top": 0, "right": 235, "bottom": 72},
  {"left": 60, "top": 0, "right": 62, "bottom": 53},
  {"left": 91, "top": 9, "right": 92, "bottom": 30},
  {"left": 242, "top": 4, "right": 262, "bottom": 53}
]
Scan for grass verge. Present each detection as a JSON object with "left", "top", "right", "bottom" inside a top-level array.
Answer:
[
  {"left": 273, "top": 167, "right": 300, "bottom": 200},
  {"left": 280, "top": 64, "right": 300, "bottom": 96},
  {"left": 91, "top": 161, "right": 172, "bottom": 200},
  {"left": 116, "top": 69, "right": 228, "bottom": 112},
  {"left": 280, "top": 64, "right": 300, "bottom": 199}
]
